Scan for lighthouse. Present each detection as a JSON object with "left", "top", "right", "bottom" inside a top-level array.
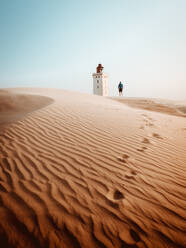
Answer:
[{"left": 92, "top": 64, "right": 109, "bottom": 96}]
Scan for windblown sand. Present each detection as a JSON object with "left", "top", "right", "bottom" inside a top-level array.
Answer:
[
  {"left": 0, "top": 90, "right": 53, "bottom": 126},
  {"left": 0, "top": 88, "right": 185, "bottom": 248}
]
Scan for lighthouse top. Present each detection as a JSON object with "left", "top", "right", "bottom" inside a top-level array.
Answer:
[{"left": 96, "top": 64, "right": 104, "bottom": 73}]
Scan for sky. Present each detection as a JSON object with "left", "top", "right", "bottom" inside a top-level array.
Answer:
[{"left": 0, "top": 0, "right": 186, "bottom": 100}]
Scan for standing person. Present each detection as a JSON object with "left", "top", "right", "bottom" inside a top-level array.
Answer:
[{"left": 118, "top": 81, "right": 123, "bottom": 96}]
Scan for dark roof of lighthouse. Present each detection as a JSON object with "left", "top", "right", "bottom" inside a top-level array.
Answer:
[{"left": 96, "top": 64, "right": 104, "bottom": 73}]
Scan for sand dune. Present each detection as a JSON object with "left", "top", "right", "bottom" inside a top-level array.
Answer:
[
  {"left": 0, "top": 90, "right": 53, "bottom": 126},
  {"left": 111, "top": 97, "right": 186, "bottom": 118},
  {"left": 0, "top": 88, "right": 186, "bottom": 248}
]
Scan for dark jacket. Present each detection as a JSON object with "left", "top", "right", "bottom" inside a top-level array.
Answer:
[{"left": 118, "top": 82, "right": 123, "bottom": 89}]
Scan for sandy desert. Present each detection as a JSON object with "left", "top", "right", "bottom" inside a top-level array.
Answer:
[{"left": 0, "top": 88, "right": 185, "bottom": 248}]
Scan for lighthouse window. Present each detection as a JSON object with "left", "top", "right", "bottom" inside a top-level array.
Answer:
[
  {"left": 97, "top": 86, "right": 99, "bottom": 88},
  {"left": 97, "top": 80, "right": 99, "bottom": 83}
]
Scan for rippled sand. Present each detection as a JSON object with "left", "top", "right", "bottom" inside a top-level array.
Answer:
[{"left": 0, "top": 88, "right": 185, "bottom": 248}]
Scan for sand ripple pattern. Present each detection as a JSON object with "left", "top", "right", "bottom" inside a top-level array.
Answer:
[{"left": 0, "top": 89, "right": 186, "bottom": 248}]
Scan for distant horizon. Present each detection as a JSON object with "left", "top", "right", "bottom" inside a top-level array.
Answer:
[
  {"left": 1, "top": 85, "right": 185, "bottom": 103},
  {"left": 1, "top": 0, "right": 186, "bottom": 101}
]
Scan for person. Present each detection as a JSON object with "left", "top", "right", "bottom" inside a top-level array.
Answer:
[{"left": 118, "top": 81, "right": 123, "bottom": 96}]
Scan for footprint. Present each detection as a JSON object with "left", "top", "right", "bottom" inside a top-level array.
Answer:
[
  {"left": 118, "top": 157, "right": 127, "bottom": 163},
  {"left": 125, "top": 169, "right": 138, "bottom": 179},
  {"left": 130, "top": 229, "right": 141, "bottom": 242},
  {"left": 141, "top": 114, "right": 155, "bottom": 128},
  {"left": 143, "top": 119, "right": 154, "bottom": 127},
  {"left": 131, "top": 170, "right": 137, "bottom": 175},
  {"left": 137, "top": 146, "right": 147, "bottom": 152},
  {"left": 137, "top": 148, "right": 144, "bottom": 152},
  {"left": 106, "top": 189, "right": 124, "bottom": 208},
  {"left": 122, "top": 154, "right": 129, "bottom": 159},
  {"left": 113, "top": 189, "right": 125, "bottom": 200},
  {"left": 142, "top": 114, "right": 154, "bottom": 122},
  {"left": 118, "top": 154, "right": 129, "bottom": 163},
  {"left": 136, "top": 148, "right": 143, "bottom": 152},
  {"left": 147, "top": 122, "right": 154, "bottom": 127},
  {"left": 142, "top": 138, "right": 151, "bottom": 144},
  {"left": 125, "top": 174, "right": 134, "bottom": 179},
  {"left": 119, "top": 229, "right": 140, "bottom": 246},
  {"left": 139, "top": 125, "right": 144, "bottom": 129},
  {"left": 148, "top": 117, "right": 154, "bottom": 121},
  {"left": 152, "top": 133, "right": 163, "bottom": 139},
  {"left": 106, "top": 199, "right": 119, "bottom": 209}
]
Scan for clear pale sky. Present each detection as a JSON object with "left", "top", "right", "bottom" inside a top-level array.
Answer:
[{"left": 0, "top": 0, "right": 186, "bottom": 100}]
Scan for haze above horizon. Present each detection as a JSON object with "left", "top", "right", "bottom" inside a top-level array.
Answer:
[{"left": 0, "top": 0, "right": 186, "bottom": 100}]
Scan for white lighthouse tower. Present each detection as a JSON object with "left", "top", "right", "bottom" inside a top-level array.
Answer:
[{"left": 92, "top": 64, "right": 109, "bottom": 96}]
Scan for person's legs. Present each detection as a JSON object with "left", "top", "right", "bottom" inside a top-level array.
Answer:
[{"left": 119, "top": 89, "right": 122, "bottom": 96}]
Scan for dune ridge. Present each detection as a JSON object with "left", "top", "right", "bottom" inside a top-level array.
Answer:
[
  {"left": 0, "top": 90, "right": 54, "bottom": 126},
  {"left": 0, "top": 88, "right": 185, "bottom": 248}
]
